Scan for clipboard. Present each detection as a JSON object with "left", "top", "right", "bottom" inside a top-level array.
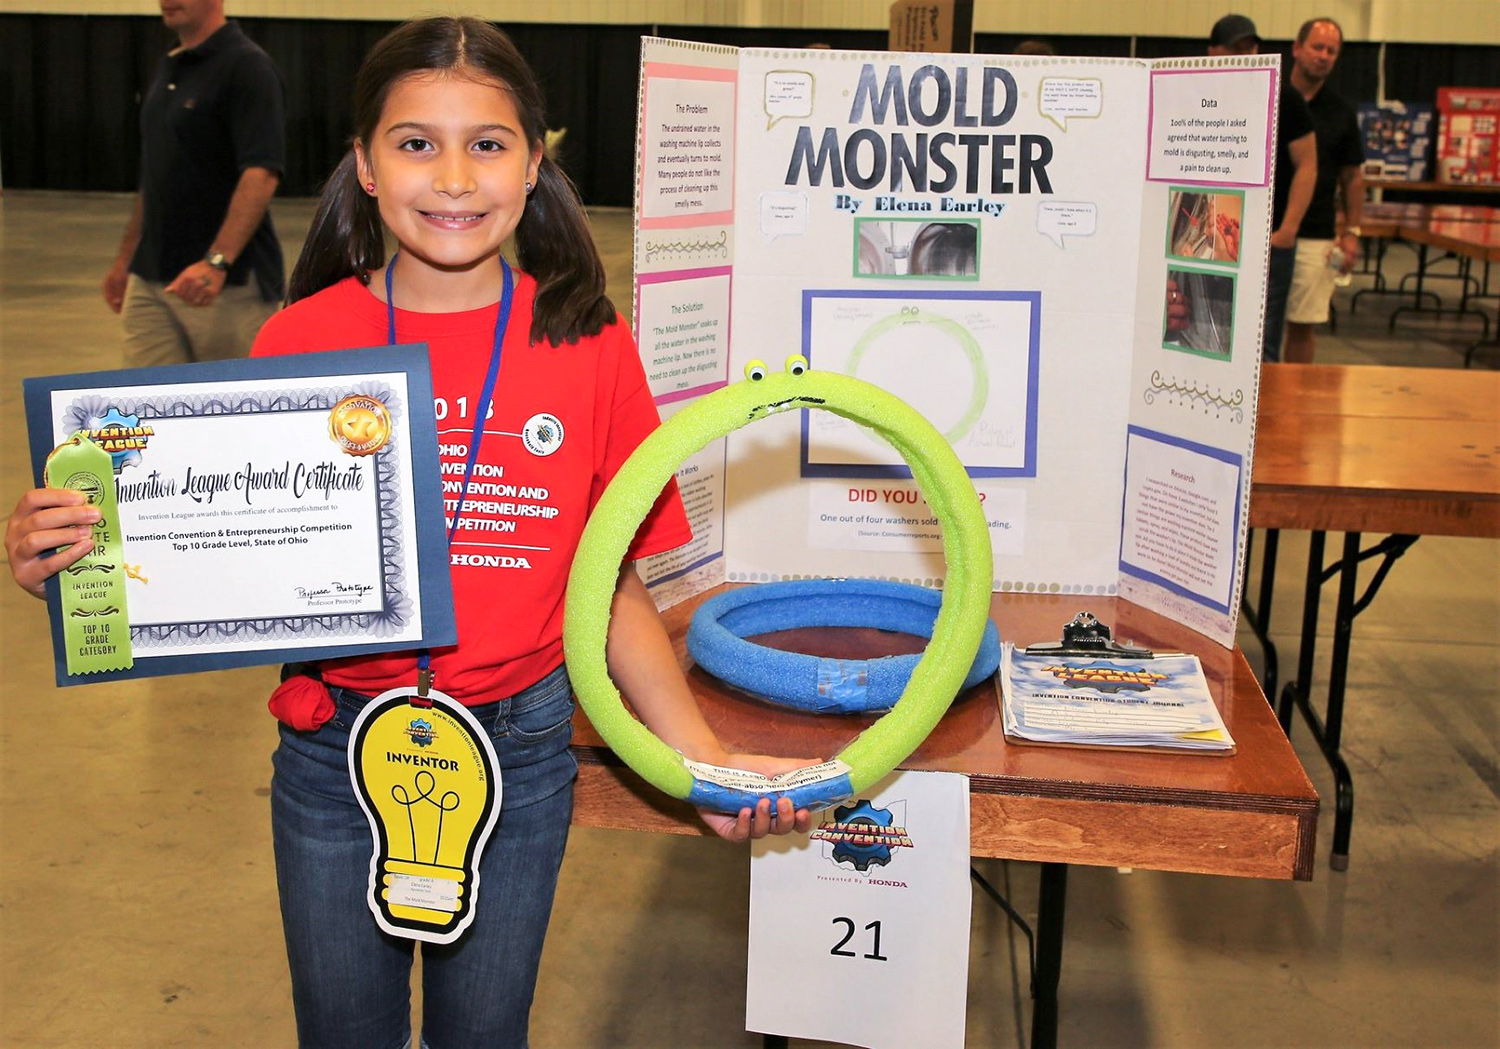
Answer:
[{"left": 999, "top": 612, "right": 1237, "bottom": 756}]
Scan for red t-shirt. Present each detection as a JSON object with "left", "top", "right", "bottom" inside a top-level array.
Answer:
[{"left": 252, "top": 273, "right": 691, "bottom": 703}]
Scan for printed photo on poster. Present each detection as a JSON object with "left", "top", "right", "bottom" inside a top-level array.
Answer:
[
  {"left": 1162, "top": 267, "right": 1236, "bottom": 360},
  {"left": 1165, "top": 187, "right": 1243, "bottom": 265},
  {"left": 854, "top": 219, "right": 980, "bottom": 279}
]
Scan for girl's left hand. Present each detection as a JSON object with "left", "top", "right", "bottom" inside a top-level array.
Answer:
[{"left": 696, "top": 752, "right": 818, "bottom": 843}]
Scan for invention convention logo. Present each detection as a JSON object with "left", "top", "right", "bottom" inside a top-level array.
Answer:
[
  {"left": 810, "top": 799, "right": 914, "bottom": 877},
  {"left": 1041, "top": 661, "right": 1168, "bottom": 693},
  {"left": 405, "top": 718, "right": 437, "bottom": 748}
]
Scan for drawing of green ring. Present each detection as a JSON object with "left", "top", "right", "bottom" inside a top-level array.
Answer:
[
  {"left": 563, "top": 356, "right": 993, "bottom": 813},
  {"left": 845, "top": 308, "right": 988, "bottom": 442}
]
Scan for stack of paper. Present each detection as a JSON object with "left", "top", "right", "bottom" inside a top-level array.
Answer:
[{"left": 999, "top": 644, "right": 1235, "bottom": 753}]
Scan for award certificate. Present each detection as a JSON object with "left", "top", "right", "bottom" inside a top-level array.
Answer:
[{"left": 24, "top": 345, "right": 456, "bottom": 686}]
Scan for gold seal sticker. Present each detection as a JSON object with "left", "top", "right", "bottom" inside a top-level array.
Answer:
[{"left": 328, "top": 395, "right": 392, "bottom": 457}]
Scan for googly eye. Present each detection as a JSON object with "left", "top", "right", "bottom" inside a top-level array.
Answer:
[
  {"left": 784, "top": 354, "right": 809, "bottom": 376},
  {"left": 745, "top": 360, "right": 769, "bottom": 381}
]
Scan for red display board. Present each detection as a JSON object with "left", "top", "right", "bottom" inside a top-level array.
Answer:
[{"left": 1436, "top": 87, "right": 1500, "bottom": 184}]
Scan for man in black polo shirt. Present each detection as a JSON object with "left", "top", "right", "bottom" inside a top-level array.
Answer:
[
  {"left": 1284, "top": 16, "right": 1366, "bottom": 364},
  {"left": 101, "top": 0, "right": 285, "bottom": 365},
  {"left": 1207, "top": 14, "right": 1317, "bottom": 362}
]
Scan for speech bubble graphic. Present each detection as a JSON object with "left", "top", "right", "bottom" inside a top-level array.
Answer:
[
  {"left": 1039, "top": 77, "right": 1103, "bottom": 131},
  {"left": 1037, "top": 202, "right": 1098, "bottom": 248},
  {"left": 759, "top": 191, "right": 809, "bottom": 242},
  {"left": 764, "top": 70, "right": 814, "bottom": 130}
]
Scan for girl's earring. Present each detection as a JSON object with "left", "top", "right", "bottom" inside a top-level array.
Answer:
[
  {"left": 365, "top": 182, "right": 376, "bottom": 194},
  {"left": 524, "top": 181, "right": 534, "bottom": 194}
]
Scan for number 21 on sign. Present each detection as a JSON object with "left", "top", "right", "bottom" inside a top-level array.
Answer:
[{"left": 830, "top": 916, "right": 888, "bottom": 960}]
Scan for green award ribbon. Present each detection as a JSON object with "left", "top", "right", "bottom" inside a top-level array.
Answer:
[{"left": 44, "top": 433, "right": 133, "bottom": 675}]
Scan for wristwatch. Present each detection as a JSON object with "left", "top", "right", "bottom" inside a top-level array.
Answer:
[{"left": 204, "top": 250, "right": 231, "bottom": 271}]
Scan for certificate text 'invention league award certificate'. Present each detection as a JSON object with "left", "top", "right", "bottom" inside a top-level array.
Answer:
[{"left": 24, "top": 345, "right": 456, "bottom": 686}]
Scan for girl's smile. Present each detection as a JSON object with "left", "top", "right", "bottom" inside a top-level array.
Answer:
[{"left": 419, "top": 210, "right": 489, "bottom": 229}]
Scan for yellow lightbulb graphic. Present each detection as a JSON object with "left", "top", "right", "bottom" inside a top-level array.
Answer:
[{"left": 350, "top": 695, "right": 501, "bottom": 943}]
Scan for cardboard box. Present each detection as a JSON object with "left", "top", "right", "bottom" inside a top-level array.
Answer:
[{"left": 888, "top": 0, "right": 973, "bottom": 54}]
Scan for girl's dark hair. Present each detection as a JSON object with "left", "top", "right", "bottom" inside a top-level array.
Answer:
[{"left": 288, "top": 17, "right": 614, "bottom": 345}]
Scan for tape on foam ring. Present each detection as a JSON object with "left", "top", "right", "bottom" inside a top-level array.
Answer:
[
  {"left": 681, "top": 757, "right": 856, "bottom": 813},
  {"left": 687, "top": 578, "right": 1003, "bottom": 714}
]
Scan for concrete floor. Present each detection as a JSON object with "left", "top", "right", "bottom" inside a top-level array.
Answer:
[{"left": 1, "top": 190, "right": 1497, "bottom": 1047}]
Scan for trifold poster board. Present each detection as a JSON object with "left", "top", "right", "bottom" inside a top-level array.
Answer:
[{"left": 633, "top": 42, "right": 1281, "bottom": 647}]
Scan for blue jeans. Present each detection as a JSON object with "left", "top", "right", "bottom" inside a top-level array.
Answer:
[
  {"left": 271, "top": 665, "right": 577, "bottom": 1049},
  {"left": 1263, "top": 244, "right": 1295, "bottom": 362}
]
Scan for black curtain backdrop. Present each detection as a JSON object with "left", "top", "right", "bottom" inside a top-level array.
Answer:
[{"left": 2, "top": 14, "right": 1496, "bottom": 204}]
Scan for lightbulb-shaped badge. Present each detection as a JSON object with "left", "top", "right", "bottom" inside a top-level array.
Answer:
[{"left": 347, "top": 688, "right": 501, "bottom": 943}]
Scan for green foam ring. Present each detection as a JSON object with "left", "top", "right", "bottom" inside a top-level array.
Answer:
[{"left": 562, "top": 356, "right": 994, "bottom": 802}]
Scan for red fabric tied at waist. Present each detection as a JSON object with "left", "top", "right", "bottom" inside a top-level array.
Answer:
[{"left": 268, "top": 673, "right": 336, "bottom": 731}]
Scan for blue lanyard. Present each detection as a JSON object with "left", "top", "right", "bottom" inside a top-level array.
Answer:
[{"left": 385, "top": 253, "right": 515, "bottom": 699}]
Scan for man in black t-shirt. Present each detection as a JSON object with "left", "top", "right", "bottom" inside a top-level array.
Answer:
[
  {"left": 101, "top": 0, "right": 285, "bottom": 366},
  {"left": 1284, "top": 17, "right": 1366, "bottom": 364},
  {"left": 1207, "top": 14, "right": 1317, "bottom": 362}
]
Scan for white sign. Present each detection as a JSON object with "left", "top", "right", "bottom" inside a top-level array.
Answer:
[
  {"left": 747, "top": 771, "right": 971, "bottom": 1049},
  {"left": 807, "top": 481, "right": 1025, "bottom": 557}
]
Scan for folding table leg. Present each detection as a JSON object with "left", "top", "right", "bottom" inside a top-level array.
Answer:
[{"left": 1030, "top": 863, "right": 1068, "bottom": 1049}]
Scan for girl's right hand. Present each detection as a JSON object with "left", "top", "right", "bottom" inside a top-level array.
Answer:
[{"left": 5, "top": 489, "right": 100, "bottom": 599}]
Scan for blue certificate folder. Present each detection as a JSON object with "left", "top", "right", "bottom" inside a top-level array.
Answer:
[{"left": 23, "top": 344, "right": 457, "bottom": 686}]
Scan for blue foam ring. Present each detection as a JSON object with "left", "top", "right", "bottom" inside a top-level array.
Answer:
[
  {"left": 686, "top": 578, "right": 1002, "bottom": 714},
  {"left": 685, "top": 771, "right": 855, "bottom": 815}
]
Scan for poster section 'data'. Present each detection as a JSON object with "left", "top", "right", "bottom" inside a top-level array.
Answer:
[
  {"left": 634, "top": 41, "right": 740, "bottom": 605},
  {"left": 633, "top": 42, "right": 1272, "bottom": 648},
  {"left": 1125, "top": 58, "right": 1276, "bottom": 644}
]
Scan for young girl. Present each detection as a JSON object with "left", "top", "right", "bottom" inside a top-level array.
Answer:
[{"left": 8, "top": 17, "right": 810, "bottom": 1047}]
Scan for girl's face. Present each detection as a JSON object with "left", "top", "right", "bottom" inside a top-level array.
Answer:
[{"left": 357, "top": 73, "right": 541, "bottom": 281}]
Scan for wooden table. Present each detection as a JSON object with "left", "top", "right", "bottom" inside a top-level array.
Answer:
[
  {"left": 570, "top": 589, "right": 1318, "bottom": 1047},
  {"left": 1369, "top": 208, "right": 1500, "bottom": 360},
  {"left": 1367, "top": 178, "right": 1500, "bottom": 197},
  {"left": 1351, "top": 204, "right": 1499, "bottom": 325},
  {"left": 1399, "top": 221, "right": 1500, "bottom": 363},
  {"left": 1245, "top": 364, "right": 1500, "bottom": 867},
  {"left": 1252, "top": 363, "right": 1500, "bottom": 536}
]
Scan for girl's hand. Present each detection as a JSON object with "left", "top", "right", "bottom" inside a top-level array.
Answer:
[
  {"left": 695, "top": 752, "right": 818, "bottom": 843},
  {"left": 5, "top": 489, "right": 99, "bottom": 599}
]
